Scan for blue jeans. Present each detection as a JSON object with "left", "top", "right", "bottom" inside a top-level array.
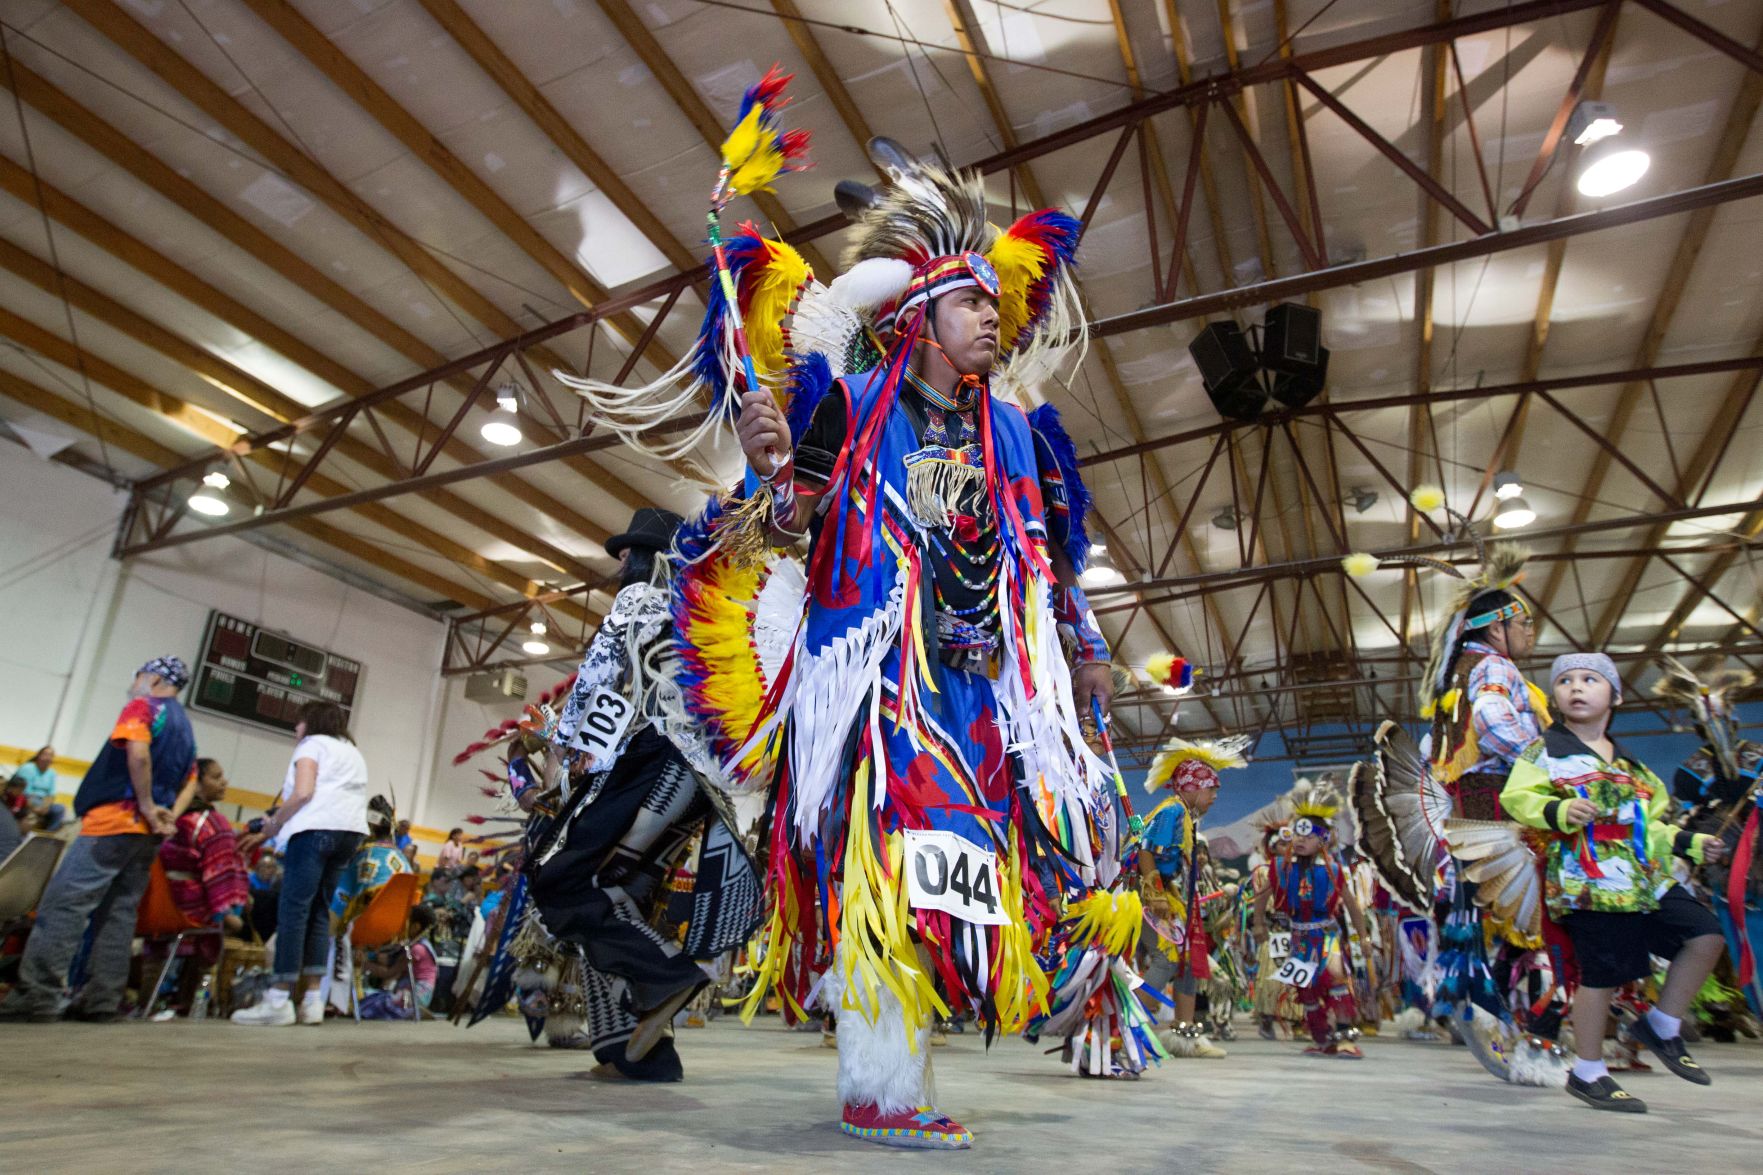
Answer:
[
  {"left": 274, "top": 829, "right": 362, "bottom": 983},
  {"left": 0, "top": 833, "right": 158, "bottom": 1016}
]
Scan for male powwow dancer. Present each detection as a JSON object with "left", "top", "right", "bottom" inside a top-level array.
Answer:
[{"left": 554, "top": 88, "right": 1117, "bottom": 1144}]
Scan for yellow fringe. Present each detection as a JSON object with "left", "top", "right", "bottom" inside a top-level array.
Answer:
[{"left": 1063, "top": 889, "right": 1144, "bottom": 958}]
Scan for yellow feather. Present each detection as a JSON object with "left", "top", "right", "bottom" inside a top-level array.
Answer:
[
  {"left": 743, "top": 238, "right": 811, "bottom": 378},
  {"left": 985, "top": 231, "right": 1046, "bottom": 355},
  {"left": 720, "top": 105, "right": 765, "bottom": 173},
  {"left": 1064, "top": 889, "right": 1144, "bottom": 957}
]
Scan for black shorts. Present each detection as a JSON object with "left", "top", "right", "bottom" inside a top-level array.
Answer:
[{"left": 1560, "top": 884, "right": 1723, "bottom": 988}]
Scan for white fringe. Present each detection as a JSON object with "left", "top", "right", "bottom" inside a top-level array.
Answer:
[{"left": 827, "top": 939, "right": 932, "bottom": 1114}]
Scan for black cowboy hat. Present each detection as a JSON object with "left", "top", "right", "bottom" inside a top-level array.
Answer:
[{"left": 606, "top": 506, "right": 684, "bottom": 559}]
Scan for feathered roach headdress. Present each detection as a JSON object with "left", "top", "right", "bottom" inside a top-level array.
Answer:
[
  {"left": 1146, "top": 735, "right": 1252, "bottom": 791},
  {"left": 1288, "top": 777, "right": 1343, "bottom": 841},
  {"left": 1342, "top": 485, "right": 1531, "bottom": 715},
  {"left": 1653, "top": 656, "right": 1754, "bottom": 781}
]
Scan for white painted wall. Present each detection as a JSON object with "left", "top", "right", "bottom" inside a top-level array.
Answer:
[{"left": 0, "top": 441, "right": 451, "bottom": 829}]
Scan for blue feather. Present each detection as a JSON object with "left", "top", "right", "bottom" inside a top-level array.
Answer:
[
  {"left": 784, "top": 351, "right": 833, "bottom": 446},
  {"left": 1027, "top": 402, "right": 1093, "bottom": 571},
  {"left": 692, "top": 235, "right": 766, "bottom": 410}
]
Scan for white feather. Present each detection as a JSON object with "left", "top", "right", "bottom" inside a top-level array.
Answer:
[{"left": 829, "top": 258, "right": 914, "bottom": 310}]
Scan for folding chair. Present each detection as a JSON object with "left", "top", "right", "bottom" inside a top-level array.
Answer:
[
  {"left": 341, "top": 872, "right": 424, "bottom": 1021},
  {"left": 134, "top": 857, "right": 224, "bottom": 1020},
  {"left": 0, "top": 833, "right": 68, "bottom": 938}
]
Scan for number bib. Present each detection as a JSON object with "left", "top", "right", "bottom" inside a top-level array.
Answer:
[
  {"left": 568, "top": 686, "right": 635, "bottom": 769},
  {"left": 902, "top": 830, "right": 1008, "bottom": 926},
  {"left": 1274, "top": 954, "right": 1319, "bottom": 988},
  {"left": 1266, "top": 932, "right": 1292, "bottom": 960}
]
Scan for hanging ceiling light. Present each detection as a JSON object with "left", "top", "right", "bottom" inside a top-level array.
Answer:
[
  {"left": 202, "top": 470, "right": 231, "bottom": 490},
  {"left": 1492, "top": 494, "right": 1536, "bottom": 530},
  {"left": 1211, "top": 506, "right": 1241, "bottom": 531},
  {"left": 1566, "top": 100, "right": 1623, "bottom": 147},
  {"left": 529, "top": 620, "right": 547, "bottom": 636},
  {"left": 1493, "top": 471, "right": 1524, "bottom": 500},
  {"left": 188, "top": 490, "right": 229, "bottom": 517},
  {"left": 521, "top": 638, "right": 550, "bottom": 656},
  {"left": 1080, "top": 564, "right": 1124, "bottom": 588},
  {"left": 1577, "top": 141, "right": 1650, "bottom": 198},
  {"left": 481, "top": 382, "right": 523, "bottom": 446}
]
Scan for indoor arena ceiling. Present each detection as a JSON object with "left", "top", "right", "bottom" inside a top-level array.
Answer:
[{"left": 0, "top": 0, "right": 1759, "bottom": 762}]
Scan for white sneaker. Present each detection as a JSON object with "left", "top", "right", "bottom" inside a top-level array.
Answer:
[
  {"left": 298, "top": 994, "right": 326, "bottom": 1026},
  {"left": 232, "top": 997, "right": 296, "bottom": 1027}
]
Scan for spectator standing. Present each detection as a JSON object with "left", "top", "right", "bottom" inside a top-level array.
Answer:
[
  {"left": 12, "top": 746, "right": 67, "bottom": 832},
  {"left": 232, "top": 700, "right": 368, "bottom": 1028},
  {"left": 436, "top": 828, "right": 465, "bottom": 870},
  {"left": 0, "top": 657, "right": 198, "bottom": 1022}
]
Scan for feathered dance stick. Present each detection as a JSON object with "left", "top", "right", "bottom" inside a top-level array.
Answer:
[
  {"left": 1091, "top": 698, "right": 1145, "bottom": 841},
  {"left": 710, "top": 65, "right": 811, "bottom": 492}
]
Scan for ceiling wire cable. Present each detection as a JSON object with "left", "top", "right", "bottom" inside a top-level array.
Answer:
[{"left": 1, "top": 23, "right": 117, "bottom": 480}]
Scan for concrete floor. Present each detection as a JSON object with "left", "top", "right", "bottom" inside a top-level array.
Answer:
[{"left": 3, "top": 1015, "right": 1760, "bottom": 1173}]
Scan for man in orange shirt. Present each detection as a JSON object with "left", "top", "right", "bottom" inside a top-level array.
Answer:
[{"left": 0, "top": 657, "right": 198, "bottom": 1022}]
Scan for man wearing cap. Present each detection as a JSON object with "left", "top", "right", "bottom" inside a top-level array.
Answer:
[
  {"left": 0, "top": 657, "right": 199, "bottom": 1022},
  {"left": 530, "top": 506, "right": 762, "bottom": 1082},
  {"left": 1503, "top": 653, "right": 1728, "bottom": 1112}
]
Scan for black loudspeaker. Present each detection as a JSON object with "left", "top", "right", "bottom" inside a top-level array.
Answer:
[
  {"left": 1189, "top": 321, "right": 1265, "bottom": 422},
  {"left": 1261, "top": 302, "right": 1329, "bottom": 409}
]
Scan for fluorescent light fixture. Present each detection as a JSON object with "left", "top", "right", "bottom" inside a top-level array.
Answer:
[
  {"left": 521, "top": 639, "right": 550, "bottom": 656},
  {"left": 1577, "top": 145, "right": 1650, "bottom": 198},
  {"left": 1492, "top": 495, "right": 1536, "bottom": 530},
  {"left": 480, "top": 419, "right": 522, "bottom": 446},
  {"left": 202, "top": 470, "right": 231, "bottom": 490},
  {"left": 1493, "top": 471, "right": 1523, "bottom": 500},
  {"left": 188, "top": 491, "right": 229, "bottom": 517}
]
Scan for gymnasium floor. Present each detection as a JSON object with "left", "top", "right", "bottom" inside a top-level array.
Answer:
[{"left": 3, "top": 1015, "right": 1758, "bottom": 1172}]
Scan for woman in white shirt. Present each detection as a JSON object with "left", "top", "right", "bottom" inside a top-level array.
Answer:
[{"left": 234, "top": 700, "right": 368, "bottom": 1027}]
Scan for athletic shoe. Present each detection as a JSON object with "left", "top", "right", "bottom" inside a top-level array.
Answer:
[
  {"left": 232, "top": 999, "right": 296, "bottom": 1027},
  {"left": 298, "top": 994, "right": 326, "bottom": 1026},
  {"left": 840, "top": 1103, "right": 973, "bottom": 1150},
  {"left": 1566, "top": 1073, "right": 1647, "bottom": 1113},
  {"left": 1627, "top": 1016, "right": 1712, "bottom": 1085}
]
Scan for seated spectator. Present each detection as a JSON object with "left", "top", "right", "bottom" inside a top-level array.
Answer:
[
  {"left": 357, "top": 904, "right": 438, "bottom": 1020},
  {"left": 12, "top": 746, "right": 68, "bottom": 833},
  {"left": 422, "top": 870, "right": 472, "bottom": 1016},
  {"left": 248, "top": 854, "right": 281, "bottom": 942},
  {"left": 395, "top": 819, "right": 417, "bottom": 864},
  {"left": 330, "top": 796, "right": 412, "bottom": 928},
  {"left": 436, "top": 828, "right": 465, "bottom": 870},
  {"left": 145, "top": 758, "right": 249, "bottom": 1013},
  {"left": 0, "top": 780, "right": 21, "bottom": 862}
]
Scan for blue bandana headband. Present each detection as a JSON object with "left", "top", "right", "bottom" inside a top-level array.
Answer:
[
  {"left": 1464, "top": 597, "right": 1528, "bottom": 631},
  {"left": 139, "top": 656, "right": 190, "bottom": 689}
]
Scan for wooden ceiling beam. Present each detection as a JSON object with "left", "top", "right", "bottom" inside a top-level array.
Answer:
[
  {"left": 0, "top": 150, "right": 621, "bottom": 554},
  {"left": 415, "top": 0, "right": 698, "bottom": 274},
  {"left": 0, "top": 366, "right": 497, "bottom": 609},
  {"left": 237, "top": 0, "right": 648, "bottom": 336},
  {"left": 1214, "top": 1, "right": 1280, "bottom": 279},
  {"left": 0, "top": 234, "right": 604, "bottom": 583},
  {"left": 1161, "top": 0, "right": 1242, "bottom": 290},
  {"left": 0, "top": 51, "right": 651, "bottom": 529},
  {"left": 766, "top": 0, "right": 883, "bottom": 180},
  {"left": 592, "top": 0, "right": 832, "bottom": 277},
  {"left": 1533, "top": 15, "right": 1763, "bottom": 624},
  {"left": 1105, "top": 0, "right": 1202, "bottom": 297},
  {"left": 0, "top": 309, "right": 593, "bottom": 620}
]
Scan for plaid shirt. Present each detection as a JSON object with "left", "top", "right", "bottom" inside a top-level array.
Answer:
[{"left": 1465, "top": 642, "right": 1542, "bottom": 775}]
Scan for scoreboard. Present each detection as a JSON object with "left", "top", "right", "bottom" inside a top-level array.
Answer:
[{"left": 190, "top": 610, "right": 363, "bottom": 735}]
